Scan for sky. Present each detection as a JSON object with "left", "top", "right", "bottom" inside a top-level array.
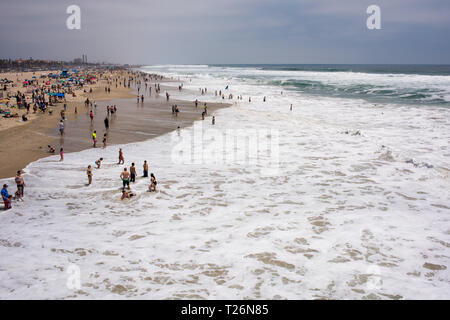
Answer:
[{"left": 0, "top": 0, "right": 449, "bottom": 65}]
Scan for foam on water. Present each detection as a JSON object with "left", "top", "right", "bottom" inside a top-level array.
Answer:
[{"left": 0, "top": 65, "right": 449, "bottom": 299}]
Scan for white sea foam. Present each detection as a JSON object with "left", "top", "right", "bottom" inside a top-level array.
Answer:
[{"left": 0, "top": 65, "right": 449, "bottom": 299}]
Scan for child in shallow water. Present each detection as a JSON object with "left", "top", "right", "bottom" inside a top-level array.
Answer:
[
  {"left": 121, "top": 189, "right": 136, "bottom": 200},
  {"left": 149, "top": 173, "right": 157, "bottom": 192},
  {"left": 95, "top": 158, "right": 103, "bottom": 169}
]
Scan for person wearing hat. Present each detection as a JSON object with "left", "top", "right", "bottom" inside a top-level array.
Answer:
[{"left": 1, "top": 184, "right": 10, "bottom": 210}]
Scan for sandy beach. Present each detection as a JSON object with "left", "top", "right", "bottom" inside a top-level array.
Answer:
[{"left": 0, "top": 70, "right": 229, "bottom": 178}]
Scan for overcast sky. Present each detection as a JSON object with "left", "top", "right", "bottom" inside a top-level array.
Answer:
[{"left": 0, "top": 0, "right": 449, "bottom": 64}]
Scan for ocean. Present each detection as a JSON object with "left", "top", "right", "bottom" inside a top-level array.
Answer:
[{"left": 0, "top": 64, "right": 449, "bottom": 299}]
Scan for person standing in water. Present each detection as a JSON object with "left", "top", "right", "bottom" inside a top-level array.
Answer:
[
  {"left": 143, "top": 161, "right": 149, "bottom": 177},
  {"left": 15, "top": 170, "right": 25, "bottom": 198},
  {"left": 120, "top": 168, "right": 130, "bottom": 190},
  {"left": 212, "top": 116, "right": 215, "bottom": 125},
  {"left": 104, "top": 117, "right": 109, "bottom": 129},
  {"left": 60, "top": 148, "right": 64, "bottom": 161},
  {"left": 290, "top": 104, "right": 293, "bottom": 111},
  {"left": 90, "top": 110, "right": 94, "bottom": 122},
  {"left": 103, "top": 133, "right": 107, "bottom": 148},
  {"left": 87, "top": 165, "right": 93, "bottom": 185},
  {"left": 130, "top": 163, "right": 136, "bottom": 183},
  {"left": 118, "top": 148, "right": 124, "bottom": 164}
]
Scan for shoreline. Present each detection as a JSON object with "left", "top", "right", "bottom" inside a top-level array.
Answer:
[{"left": 1, "top": 76, "right": 230, "bottom": 179}]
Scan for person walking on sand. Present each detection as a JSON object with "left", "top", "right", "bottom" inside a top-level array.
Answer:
[
  {"left": 118, "top": 149, "right": 124, "bottom": 164},
  {"left": 120, "top": 168, "right": 131, "bottom": 190},
  {"left": 59, "top": 120, "right": 64, "bottom": 136},
  {"left": 60, "top": 148, "right": 64, "bottom": 161},
  {"left": 87, "top": 165, "right": 93, "bottom": 185},
  {"left": 149, "top": 173, "right": 157, "bottom": 192},
  {"left": 130, "top": 163, "right": 137, "bottom": 183},
  {"left": 92, "top": 130, "right": 97, "bottom": 148},
  {"left": 143, "top": 160, "right": 149, "bottom": 177},
  {"left": 2, "top": 184, "right": 11, "bottom": 210},
  {"left": 15, "top": 170, "right": 25, "bottom": 198}
]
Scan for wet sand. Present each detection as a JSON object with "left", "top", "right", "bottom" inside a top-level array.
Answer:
[
  {"left": 55, "top": 97, "right": 230, "bottom": 153},
  {"left": 0, "top": 83, "right": 230, "bottom": 178}
]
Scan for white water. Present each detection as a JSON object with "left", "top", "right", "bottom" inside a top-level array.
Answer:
[{"left": 0, "top": 65, "right": 449, "bottom": 299}]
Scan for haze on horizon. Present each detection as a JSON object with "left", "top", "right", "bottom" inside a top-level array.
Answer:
[{"left": 0, "top": 0, "right": 449, "bottom": 65}]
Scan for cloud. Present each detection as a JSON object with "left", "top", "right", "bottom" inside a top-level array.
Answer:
[{"left": 0, "top": 0, "right": 449, "bottom": 64}]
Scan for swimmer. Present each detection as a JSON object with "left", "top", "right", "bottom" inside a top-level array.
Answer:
[{"left": 121, "top": 188, "right": 136, "bottom": 200}]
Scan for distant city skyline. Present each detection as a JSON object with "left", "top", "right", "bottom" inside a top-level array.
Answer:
[{"left": 1, "top": 0, "right": 449, "bottom": 65}]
